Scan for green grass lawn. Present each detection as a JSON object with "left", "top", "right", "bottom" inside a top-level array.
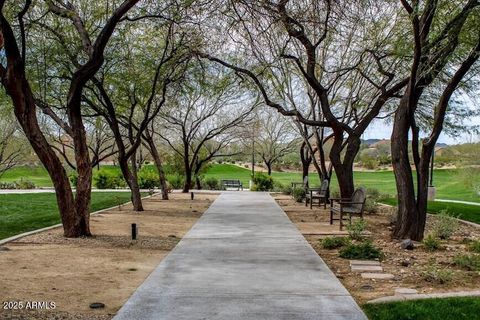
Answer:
[
  {"left": 380, "top": 197, "right": 480, "bottom": 224},
  {"left": 363, "top": 297, "right": 480, "bottom": 320},
  {"left": 207, "top": 164, "right": 479, "bottom": 202},
  {"left": 0, "top": 192, "right": 141, "bottom": 240}
]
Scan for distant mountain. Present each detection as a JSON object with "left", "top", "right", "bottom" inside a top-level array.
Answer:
[{"left": 361, "top": 139, "right": 449, "bottom": 148}]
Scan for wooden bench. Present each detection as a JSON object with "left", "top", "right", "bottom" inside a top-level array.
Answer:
[
  {"left": 330, "top": 187, "right": 366, "bottom": 230},
  {"left": 221, "top": 179, "right": 243, "bottom": 190},
  {"left": 305, "top": 179, "right": 330, "bottom": 209}
]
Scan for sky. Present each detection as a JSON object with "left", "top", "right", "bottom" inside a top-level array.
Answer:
[{"left": 362, "top": 118, "right": 480, "bottom": 145}]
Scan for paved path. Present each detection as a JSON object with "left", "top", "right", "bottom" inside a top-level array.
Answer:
[
  {"left": 435, "top": 199, "right": 480, "bottom": 206},
  {"left": 114, "top": 192, "right": 367, "bottom": 320}
]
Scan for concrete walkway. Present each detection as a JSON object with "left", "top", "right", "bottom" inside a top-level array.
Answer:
[{"left": 114, "top": 192, "right": 367, "bottom": 320}]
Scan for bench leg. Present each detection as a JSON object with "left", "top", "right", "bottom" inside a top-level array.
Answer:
[
  {"left": 310, "top": 196, "right": 313, "bottom": 209},
  {"left": 339, "top": 210, "right": 343, "bottom": 231},
  {"left": 330, "top": 209, "right": 333, "bottom": 225}
]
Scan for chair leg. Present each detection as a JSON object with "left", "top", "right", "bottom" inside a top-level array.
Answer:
[
  {"left": 310, "top": 197, "right": 313, "bottom": 209},
  {"left": 330, "top": 210, "right": 333, "bottom": 225},
  {"left": 339, "top": 211, "right": 343, "bottom": 230},
  {"left": 305, "top": 197, "right": 308, "bottom": 207}
]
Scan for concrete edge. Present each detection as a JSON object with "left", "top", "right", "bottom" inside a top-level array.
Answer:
[
  {"left": 378, "top": 202, "right": 480, "bottom": 229},
  {"left": 0, "top": 193, "right": 157, "bottom": 245},
  {"left": 366, "top": 290, "right": 480, "bottom": 304}
]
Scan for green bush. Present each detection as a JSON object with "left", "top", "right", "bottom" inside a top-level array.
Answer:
[
  {"left": 347, "top": 219, "right": 367, "bottom": 241},
  {"left": 321, "top": 237, "right": 350, "bottom": 250},
  {"left": 422, "top": 265, "right": 454, "bottom": 284},
  {"left": 454, "top": 254, "right": 480, "bottom": 271},
  {"left": 94, "top": 169, "right": 126, "bottom": 189},
  {"left": 205, "top": 177, "right": 219, "bottom": 190},
  {"left": 272, "top": 181, "right": 286, "bottom": 193},
  {"left": 292, "top": 188, "right": 306, "bottom": 202},
  {"left": 15, "top": 178, "right": 36, "bottom": 189},
  {"left": 167, "top": 173, "right": 184, "bottom": 189},
  {"left": 467, "top": 240, "right": 480, "bottom": 253},
  {"left": 423, "top": 234, "right": 440, "bottom": 252},
  {"left": 0, "top": 182, "right": 17, "bottom": 189},
  {"left": 339, "top": 241, "right": 383, "bottom": 260},
  {"left": 138, "top": 170, "right": 159, "bottom": 189},
  {"left": 432, "top": 210, "right": 459, "bottom": 240},
  {"left": 251, "top": 173, "right": 274, "bottom": 191},
  {"left": 69, "top": 172, "right": 78, "bottom": 187}
]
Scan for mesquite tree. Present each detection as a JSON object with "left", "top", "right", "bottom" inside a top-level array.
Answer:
[
  {"left": 256, "top": 108, "right": 298, "bottom": 175},
  {"left": 0, "top": 0, "right": 138, "bottom": 237},
  {"left": 158, "top": 63, "right": 258, "bottom": 192},
  {"left": 391, "top": 0, "right": 480, "bottom": 240},
  {"left": 83, "top": 21, "right": 188, "bottom": 211},
  {"left": 197, "top": 0, "right": 409, "bottom": 198}
]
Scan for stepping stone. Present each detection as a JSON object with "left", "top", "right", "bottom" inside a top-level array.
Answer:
[
  {"left": 351, "top": 265, "right": 383, "bottom": 272},
  {"left": 350, "top": 260, "right": 381, "bottom": 266},
  {"left": 361, "top": 273, "right": 395, "bottom": 280},
  {"left": 395, "top": 288, "right": 418, "bottom": 295}
]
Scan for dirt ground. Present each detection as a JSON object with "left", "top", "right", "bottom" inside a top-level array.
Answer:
[
  {"left": 0, "top": 192, "right": 217, "bottom": 320},
  {"left": 274, "top": 193, "right": 480, "bottom": 304}
]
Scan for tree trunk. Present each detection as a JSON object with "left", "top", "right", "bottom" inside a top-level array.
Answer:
[
  {"left": 266, "top": 162, "right": 272, "bottom": 176},
  {"left": 145, "top": 137, "right": 169, "bottom": 200},
  {"left": 195, "top": 175, "right": 202, "bottom": 190},
  {"left": 329, "top": 136, "right": 358, "bottom": 198},
  {"left": 119, "top": 154, "right": 144, "bottom": 211},
  {"left": 391, "top": 96, "right": 423, "bottom": 240},
  {"left": 8, "top": 75, "right": 91, "bottom": 237},
  {"left": 183, "top": 168, "right": 192, "bottom": 193}
]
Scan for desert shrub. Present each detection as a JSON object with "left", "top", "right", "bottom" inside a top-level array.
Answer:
[
  {"left": 467, "top": 240, "right": 480, "bottom": 253},
  {"left": 15, "top": 178, "right": 36, "bottom": 189},
  {"left": 366, "top": 187, "right": 381, "bottom": 200},
  {"left": 339, "top": 241, "right": 383, "bottom": 260},
  {"left": 251, "top": 173, "right": 274, "bottom": 191},
  {"left": 94, "top": 169, "right": 126, "bottom": 189},
  {"left": 423, "top": 234, "right": 440, "bottom": 252},
  {"left": 244, "top": 164, "right": 249, "bottom": 169},
  {"left": 138, "top": 170, "right": 159, "bottom": 189},
  {"left": 422, "top": 265, "right": 454, "bottom": 284},
  {"left": 454, "top": 254, "right": 480, "bottom": 271},
  {"left": 321, "top": 237, "right": 350, "bottom": 250},
  {"left": 432, "top": 210, "right": 459, "bottom": 240},
  {"left": 0, "top": 182, "right": 17, "bottom": 189},
  {"left": 292, "top": 188, "right": 306, "bottom": 202},
  {"left": 204, "top": 177, "right": 219, "bottom": 190},
  {"left": 167, "top": 173, "right": 184, "bottom": 189},
  {"left": 272, "top": 181, "right": 285, "bottom": 192},
  {"left": 347, "top": 219, "right": 367, "bottom": 241},
  {"left": 362, "top": 157, "right": 379, "bottom": 170},
  {"left": 69, "top": 172, "right": 78, "bottom": 187},
  {"left": 280, "top": 184, "right": 293, "bottom": 195}
]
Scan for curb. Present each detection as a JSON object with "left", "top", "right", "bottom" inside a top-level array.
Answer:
[
  {"left": 366, "top": 290, "right": 480, "bottom": 304},
  {"left": 0, "top": 193, "right": 157, "bottom": 245}
]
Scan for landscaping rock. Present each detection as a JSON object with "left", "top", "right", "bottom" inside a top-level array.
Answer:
[
  {"left": 361, "top": 273, "right": 395, "bottom": 280},
  {"left": 401, "top": 239, "right": 415, "bottom": 250},
  {"left": 401, "top": 259, "right": 412, "bottom": 267},
  {"left": 350, "top": 260, "right": 381, "bottom": 266},
  {"left": 351, "top": 265, "right": 383, "bottom": 272},
  {"left": 394, "top": 288, "right": 418, "bottom": 295},
  {"left": 89, "top": 302, "right": 105, "bottom": 309},
  {"left": 0, "top": 247, "right": 11, "bottom": 251},
  {"left": 360, "top": 284, "right": 375, "bottom": 291}
]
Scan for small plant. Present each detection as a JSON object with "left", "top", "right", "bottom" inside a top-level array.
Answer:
[
  {"left": 251, "top": 173, "right": 274, "bottom": 191},
  {"left": 138, "top": 170, "right": 159, "bottom": 189},
  {"left": 347, "top": 219, "right": 367, "bottom": 241},
  {"left": 339, "top": 241, "right": 383, "bottom": 260},
  {"left": 292, "top": 188, "right": 306, "bottom": 202},
  {"left": 423, "top": 234, "right": 440, "bottom": 252},
  {"left": 204, "top": 177, "right": 219, "bottom": 190},
  {"left": 454, "top": 254, "right": 480, "bottom": 271},
  {"left": 94, "top": 169, "right": 126, "bottom": 189},
  {"left": 167, "top": 173, "right": 184, "bottom": 189},
  {"left": 15, "top": 178, "right": 36, "bottom": 189},
  {"left": 69, "top": 172, "right": 78, "bottom": 187},
  {"left": 321, "top": 237, "right": 350, "bottom": 250},
  {"left": 467, "top": 240, "right": 480, "bottom": 253},
  {"left": 422, "top": 264, "right": 454, "bottom": 284},
  {"left": 432, "top": 210, "right": 459, "bottom": 240}
]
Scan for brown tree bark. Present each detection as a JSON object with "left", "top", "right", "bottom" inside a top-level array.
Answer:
[{"left": 144, "top": 133, "right": 169, "bottom": 200}]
